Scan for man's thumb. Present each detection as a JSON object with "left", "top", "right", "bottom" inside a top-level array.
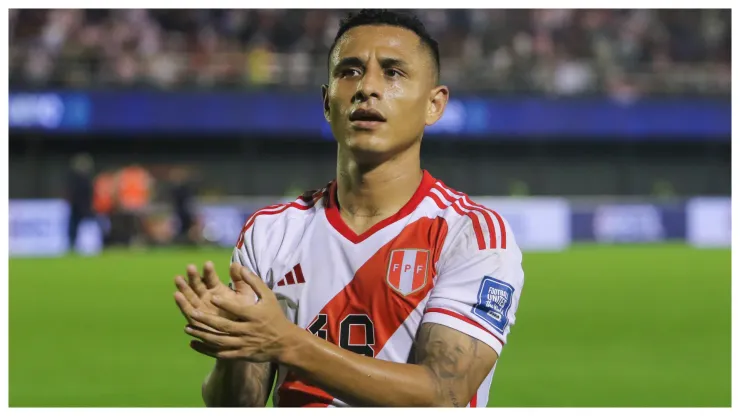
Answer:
[
  {"left": 229, "top": 263, "right": 252, "bottom": 293},
  {"left": 240, "top": 266, "right": 269, "bottom": 299}
]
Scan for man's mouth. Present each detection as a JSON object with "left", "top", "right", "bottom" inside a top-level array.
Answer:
[
  {"left": 349, "top": 108, "right": 387, "bottom": 123},
  {"left": 349, "top": 108, "right": 386, "bottom": 130}
]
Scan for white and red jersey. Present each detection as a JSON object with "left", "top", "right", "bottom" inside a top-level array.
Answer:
[{"left": 231, "top": 170, "right": 524, "bottom": 408}]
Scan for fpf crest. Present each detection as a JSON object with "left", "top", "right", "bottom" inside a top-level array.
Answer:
[{"left": 385, "top": 249, "right": 430, "bottom": 296}]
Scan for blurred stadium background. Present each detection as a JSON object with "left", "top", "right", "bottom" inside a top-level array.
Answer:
[{"left": 8, "top": 9, "right": 731, "bottom": 407}]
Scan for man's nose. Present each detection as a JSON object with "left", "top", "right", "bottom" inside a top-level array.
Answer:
[{"left": 353, "top": 64, "right": 383, "bottom": 102}]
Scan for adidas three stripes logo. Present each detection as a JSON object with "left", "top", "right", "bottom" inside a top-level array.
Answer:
[{"left": 276, "top": 264, "right": 306, "bottom": 287}]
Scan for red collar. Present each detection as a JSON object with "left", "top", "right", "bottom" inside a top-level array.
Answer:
[{"left": 325, "top": 170, "right": 436, "bottom": 244}]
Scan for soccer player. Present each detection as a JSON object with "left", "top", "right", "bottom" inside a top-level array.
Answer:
[{"left": 173, "top": 9, "right": 525, "bottom": 408}]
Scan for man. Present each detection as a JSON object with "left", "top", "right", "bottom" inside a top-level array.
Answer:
[
  {"left": 174, "top": 9, "right": 524, "bottom": 408},
  {"left": 114, "top": 163, "right": 153, "bottom": 246},
  {"left": 66, "top": 153, "right": 95, "bottom": 252},
  {"left": 168, "top": 166, "right": 198, "bottom": 245},
  {"left": 92, "top": 169, "right": 117, "bottom": 246}
]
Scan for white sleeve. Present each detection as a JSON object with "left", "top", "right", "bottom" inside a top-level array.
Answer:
[
  {"left": 231, "top": 221, "right": 259, "bottom": 275},
  {"left": 422, "top": 222, "right": 524, "bottom": 357},
  {"left": 229, "top": 212, "right": 269, "bottom": 289}
]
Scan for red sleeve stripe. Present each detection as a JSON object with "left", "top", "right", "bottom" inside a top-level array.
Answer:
[
  {"left": 432, "top": 184, "right": 496, "bottom": 250},
  {"left": 437, "top": 182, "right": 508, "bottom": 250},
  {"left": 466, "top": 198, "right": 506, "bottom": 250},
  {"left": 452, "top": 200, "right": 486, "bottom": 250},
  {"left": 431, "top": 184, "right": 457, "bottom": 205},
  {"left": 236, "top": 191, "right": 325, "bottom": 249},
  {"left": 432, "top": 186, "right": 486, "bottom": 250},
  {"left": 458, "top": 193, "right": 507, "bottom": 250},
  {"left": 426, "top": 307, "right": 505, "bottom": 346},
  {"left": 435, "top": 187, "right": 485, "bottom": 250},
  {"left": 427, "top": 191, "right": 448, "bottom": 210},
  {"left": 458, "top": 196, "right": 498, "bottom": 249},
  {"left": 249, "top": 190, "right": 324, "bottom": 229},
  {"left": 236, "top": 204, "right": 286, "bottom": 248},
  {"left": 463, "top": 195, "right": 506, "bottom": 250},
  {"left": 488, "top": 208, "right": 507, "bottom": 250},
  {"left": 243, "top": 204, "right": 288, "bottom": 231}
]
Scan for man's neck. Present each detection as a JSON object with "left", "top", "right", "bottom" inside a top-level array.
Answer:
[{"left": 335, "top": 145, "right": 423, "bottom": 233}]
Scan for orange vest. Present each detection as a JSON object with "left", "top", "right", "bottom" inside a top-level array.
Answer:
[
  {"left": 117, "top": 166, "right": 151, "bottom": 210},
  {"left": 93, "top": 172, "right": 116, "bottom": 214}
]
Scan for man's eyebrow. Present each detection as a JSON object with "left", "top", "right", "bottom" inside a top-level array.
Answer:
[
  {"left": 334, "top": 56, "right": 365, "bottom": 70},
  {"left": 378, "top": 57, "right": 410, "bottom": 70},
  {"left": 333, "top": 56, "right": 411, "bottom": 70}
]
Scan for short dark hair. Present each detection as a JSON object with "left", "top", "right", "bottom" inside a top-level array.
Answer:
[{"left": 328, "top": 9, "right": 441, "bottom": 83}]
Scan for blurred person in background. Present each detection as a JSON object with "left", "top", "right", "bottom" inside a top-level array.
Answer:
[
  {"left": 66, "top": 153, "right": 95, "bottom": 252},
  {"left": 169, "top": 166, "right": 200, "bottom": 246},
  {"left": 92, "top": 168, "right": 117, "bottom": 247},
  {"left": 174, "top": 9, "right": 524, "bottom": 408},
  {"left": 111, "top": 163, "right": 154, "bottom": 247}
]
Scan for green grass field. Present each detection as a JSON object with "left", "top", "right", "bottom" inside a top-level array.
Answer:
[{"left": 9, "top": 244, "right": 731, "bottom": 407}]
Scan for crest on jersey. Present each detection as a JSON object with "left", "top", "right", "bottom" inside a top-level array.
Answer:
[{"left": 385, "top": 249, "right": 430, "bottom": 296}]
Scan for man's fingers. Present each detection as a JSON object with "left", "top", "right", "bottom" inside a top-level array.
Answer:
[
  {"left": 174, "top": 291, "right": 197, "bottom": 321},
  {"left": 174, "top": 276, "right": 202, "bottom": 308},
  {"left": 229, "top": 263, "right": 253, "bottom": 293},
  {"left": 211, "top": 294, "right": 252, "bottom": 320},
  {"left": 189, "top": 340, "right": 230, "bottom": 359},
  {"left": 185, "top": 325, "right": 243, "bottom": 348},
  {"left": 213, "top": 348, "right": 249, "bottom": 360},
  {"left": 239, "top": 267, "right": 270, "bottom": 300},
  {"left": 188, "top": 308, "right": 243, "bottom": 334},
  {"left": 202, "top": 261, "right": 222, "bottom": 290},
  {"left": 186, "top": 264, "right": 207, "bottom": 296},
  {"left": 190, "top": 341, "right": 249, "bottom": 361},
  {"left": 174, "top": 278, "right": 201, "bottom": 326}
]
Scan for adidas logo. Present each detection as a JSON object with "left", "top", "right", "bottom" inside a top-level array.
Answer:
[{"left": 276, "top": 264, "right": 306, "bottom": 287}]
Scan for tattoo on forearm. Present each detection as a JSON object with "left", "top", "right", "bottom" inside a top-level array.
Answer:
[
  {"left": 217, "top": 361, "right": 274, "bottom": 407},
  {"left": 415, "top": 323, "right": 481, "bottom": 407},
  {"left": 240, "top": 362, "right": 273, "bottom": 406}
]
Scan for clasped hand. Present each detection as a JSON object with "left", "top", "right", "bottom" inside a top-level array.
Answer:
[{"left": 174, "top": 262, "right": 295, "bottom": 363}]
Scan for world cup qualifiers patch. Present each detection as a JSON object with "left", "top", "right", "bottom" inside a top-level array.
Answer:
[{"left": 472, "top": 276, "right": 515, "bottom": 334}]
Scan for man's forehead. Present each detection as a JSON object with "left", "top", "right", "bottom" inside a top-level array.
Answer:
[{"left": 331, "top": 25, "right": 424, "bottom": 64}]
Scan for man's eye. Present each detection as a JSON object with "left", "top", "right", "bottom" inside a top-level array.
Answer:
[
  {"left": 341, "top": 68, "right": 361, "bottom": 77},
  {"left": 385, "top": 69, "right": 402, "bottom": 78}
]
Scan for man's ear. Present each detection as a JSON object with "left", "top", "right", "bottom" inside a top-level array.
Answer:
[
  {"left": 426, "top": 85, "right": 449, "bottom": 126},
  {"left": 322, "top": 84, "right": 330, "bottom": 122}
]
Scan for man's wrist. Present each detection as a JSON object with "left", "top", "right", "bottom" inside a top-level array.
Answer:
[{"left": 276, "top": 324, "right": 309, "bottom": 368}]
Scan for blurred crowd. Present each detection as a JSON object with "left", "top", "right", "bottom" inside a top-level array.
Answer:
[{"left": 10, "top": 9, "right": 731, "bottom": 96}]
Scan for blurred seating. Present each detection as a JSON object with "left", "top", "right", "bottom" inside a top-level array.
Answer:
[{"left": 9, "top": 9, "right": 731, "bottom": 96}]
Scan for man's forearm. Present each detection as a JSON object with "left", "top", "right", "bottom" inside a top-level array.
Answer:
[
  {"left": 202, "top": 359, "right": 274, "bottom": 407},
  {"left": 279, "top": 327, "right": 447, "bottom": 407}
]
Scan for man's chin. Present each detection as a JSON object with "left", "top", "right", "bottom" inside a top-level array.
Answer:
[
  {"left": 348, "top": 147, "right": 394, "bottom": 166},
  {"left": 343, "top": 132, "right": 390, "bottom": 152},
  {"left": 340, "top": 135, "right": 395, "bottom": 165},
  {"left": 339, "top": 129, "right": 423, "bottom": 165}
]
